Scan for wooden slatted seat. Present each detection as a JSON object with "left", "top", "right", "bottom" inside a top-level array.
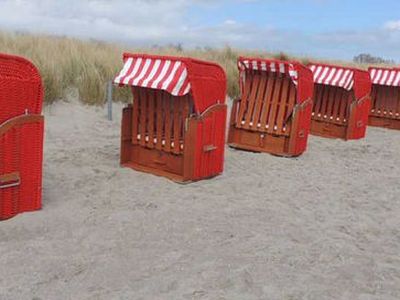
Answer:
[
  {"left": 115, "top": 53, "right": 227, "bottom": 183},
  {"left": 368, "top": 67, "right": 400, "bottom": 130},
  {"left": 228, "top": 57, "right": 314, "bottom": 157},
  {"left": 308, "top": 63, "right": 371, "bottom": 140},
  {"left": 0, "top": 53, "right": 44, "bottom": 220}
]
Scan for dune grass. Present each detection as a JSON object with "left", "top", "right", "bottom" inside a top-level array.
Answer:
[{"left": 0, "top": 30, "right": 370, "bottom": 105}]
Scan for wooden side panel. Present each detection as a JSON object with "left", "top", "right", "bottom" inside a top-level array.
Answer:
[{"left": 192, "top": 104, "right": 227, "bottom": 180}]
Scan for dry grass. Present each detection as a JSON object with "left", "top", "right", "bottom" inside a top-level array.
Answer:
[{"left": 0, "top": 30, "right": 376, "bottom": 105}]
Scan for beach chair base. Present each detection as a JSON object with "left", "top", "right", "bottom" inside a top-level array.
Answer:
[
  {"left": 368, "top": 116, "right": 400, "bottom": 130},
  {"left": 121, "top": 104, "right": 226, "bottom": 183},
  {"left": 310, "top": 120, "right": 348, "bottom": 140},
  {"left": 228, "top": 126, "right": 301, "bottom": 157}
]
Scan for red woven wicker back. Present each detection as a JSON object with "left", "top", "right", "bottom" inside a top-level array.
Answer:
[
  {"left": 0, "top": 53, "right": 43, "bottom": 123},
  {"left": 0, "top": 53, "right": 44, "bottom": 220}
]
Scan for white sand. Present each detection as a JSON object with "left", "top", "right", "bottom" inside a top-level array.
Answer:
[{"left": 1, "top": 99, "right": 400, "bottom": 300}]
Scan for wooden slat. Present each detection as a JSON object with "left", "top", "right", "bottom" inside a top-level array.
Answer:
[
  {"left": 275, "top": 76, "right": 290, "bottom": 135},
  {"left": 267, "top": 74, "right": 283, "bottom": 134},
  {"left": 243, "top": 72, "right": 261, "bottom": 129},
  {"left": 372, "top": 86, "right": 379, "bottom": 114},
  {"left": 181, "top": 95, "right": 190, "bottom": 147},
  {"left": 284, "top": 81, "right": 297, "bottom": 134},
  {"left": 390, "top": 86, "right": 397, "bottom": 115},
  {"left": 328, "top": 86, "right": 338, "bottom": 121},
  {"left": 332, "top": 88, "right": 343, "bottom": 123},
  {"left": 139, "top": 88, "right": 147, "bottom": 147},
  {"left": 251, "top": 74, "right": 268, "bottom": 130},
  {"left": 131, "top": 88, "right": 140, "bottom": 145},
  {"left": 319, "top": 85, "right": 330, "bottom": 120},
  {"left": 314, "top": 84, "right": 324, "bottom": 119},
  {"left": 379, "top": 86, "right": 386, "bottom": 115},
  {"left": 147, "top": 89, "right": 155, "bottom": 149},
  {"left": 370, "top": 86, "right": 378, "bottom": 112},
  {"left": 373, "top": 86, "right": 381, "bottom": 114},
  {"left": 312, "top": 84, "right": 319, "bottom": 114},
  {"left": 338, "top": 90, "right": 350, "bottom": 123},
  {"left": 383, "top": 86, "right": 390, "bottom": 115},
  {"left": 173, "top": 96, "right": 181, "bottom": 154},
  {"left": 387, "top": 86, "right": 396, "bottom": 115},
  {"left": 396, "top": 88, "right": 400, "bottom": 117},
  {"left": 155, "top": 91, "right": 164, "bottom": 150},
  {"left": 164, "top": 94, "right": 172, "bottom": 153},
  {"left": 237, "top": 72, "right": 253, "bottom": 128},
  {"left": 380, "top": 86, "right": 387, "bottom": 115},
  {"left": 259, "top": 73, "right": 276, "bottom": 130}
]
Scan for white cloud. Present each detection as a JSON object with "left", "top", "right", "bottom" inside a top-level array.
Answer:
[
  {"left": 0, "top": 0, "right": 400, "bottom": 60},
  {"left": 384, "top": 20, "right": 400, "bottom": 31}
]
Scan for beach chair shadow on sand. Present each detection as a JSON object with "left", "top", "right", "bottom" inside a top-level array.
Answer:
[
  {"left": 114, "top": 53, "right": 227, "bottom": 183},
  {"left": 308, "top": 63, "right": 371, "bottom": 140},
  {"left": 368, "top": 67, "right": 400, "bottom": 130},
  {"left": 0, "top": 53, "right": 44, "bottom": 220},
  {"left": 228, "top": 57, "right": 314, "bottom": 157}
]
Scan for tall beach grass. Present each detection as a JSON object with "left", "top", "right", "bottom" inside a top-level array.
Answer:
[{"left": 0, "top": 30, "right": 371, "bottom": 105}]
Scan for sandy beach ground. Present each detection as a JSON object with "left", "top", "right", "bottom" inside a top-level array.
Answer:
[{"left": 1, "top": 99, "right": 400, "bottom": 300}]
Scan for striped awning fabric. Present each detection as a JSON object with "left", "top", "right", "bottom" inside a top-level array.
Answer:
[
  {"left": 309, "top": 64, "right": 354, "bottom": 91},
  {"left": 369, "top": 67, "right": 400, "bottom": 87},
  {"left": 114, "top": 57, "right": 191, "bottom": 96},
  {"left": 238, "top": 58, "right": 299, "bottom": 85}
]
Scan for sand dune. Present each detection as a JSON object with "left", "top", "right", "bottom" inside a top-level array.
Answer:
[{"left": 1, "top": 99, "right": 400, "bottom": 299}]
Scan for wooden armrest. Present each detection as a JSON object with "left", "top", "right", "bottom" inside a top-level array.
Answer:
[
  {"left": 198, "top": 103, "right": 227, "bottom": 121},
  {"left": 0, "top": 172, "right": 20, "bottom": 189},
  {"left": 0, "top": 114, "right": 43, "bottom": 136}
]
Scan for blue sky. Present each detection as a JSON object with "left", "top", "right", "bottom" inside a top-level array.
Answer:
[{"left": 1, "top": 0, "right": 400, "bottom": 61}]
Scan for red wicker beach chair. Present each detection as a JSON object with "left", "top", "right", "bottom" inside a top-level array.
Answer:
[
  {"left": 114, "top": 53, "right": 227, "bottom": 182},
  {"left": 228, "top": 57, "right": 314, "bottom": 156},
  {"left": 368, "top": 67, "right": 400, "bottom": 130},
  {"left": 0, "top": 53, "right": 44, "bottom": 220},
  {"left": 308, "top": 63, "right": 371, "bottom": 140}
]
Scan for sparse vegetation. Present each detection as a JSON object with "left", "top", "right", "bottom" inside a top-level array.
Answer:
[
  {"left": 1, "top": 31, "right": 395, "bottom": 105},
  {"left": 353, "top": 53, "right": 395, "bottom": 65}
]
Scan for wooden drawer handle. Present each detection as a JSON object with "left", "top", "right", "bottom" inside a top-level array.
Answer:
[
  {"left": 0, "top": 172, "right": 20, "bottom": 189},
  {"left": 203, "top": 145, "right": 217, "bottom": 152}
]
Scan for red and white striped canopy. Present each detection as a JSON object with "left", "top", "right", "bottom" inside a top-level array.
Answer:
[
  {"left": 369, "top": 67, "right": 400, "bottom": 87},
  {"left": 238, "top": 58, "right": 299, "bottom": 85},
  {"left": 309, "top": 64, "right": 354, "bottom": 90},
  {"left": 114, "top": 56, "right": 191, "bottom": 96}
]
